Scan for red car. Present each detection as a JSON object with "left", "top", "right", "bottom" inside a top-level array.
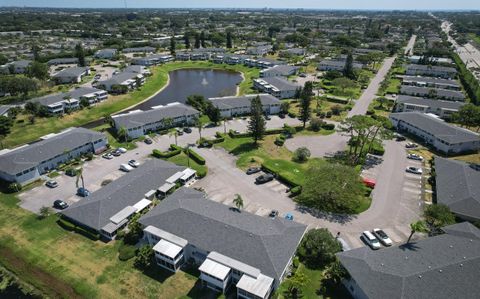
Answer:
[{"left": 363, "top": 178, "right": 376, "bottom": 188}]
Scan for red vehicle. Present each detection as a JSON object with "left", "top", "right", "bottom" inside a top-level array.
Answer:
[{"left": 363, "top": 178, "right": 376, "bottom": 188}]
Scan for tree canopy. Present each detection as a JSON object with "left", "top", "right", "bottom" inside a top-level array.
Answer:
[
  {"left": 248, "top": 96, "right": 266, "bottom": 144},
  {"left": 297, "top": 228, "right": 342, "bottom": 268}
]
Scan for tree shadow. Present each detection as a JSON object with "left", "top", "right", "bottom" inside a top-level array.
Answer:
[
  {"left": 398, "top": 242, "right": 421, "bottom": 252},
  {"left": 139, "top": 264, "right": 175, "bottom": 283},
  {"left": 295, "top": 205, "right": 357, "bottom": 224},
  {"left": 229, "top": 142, "right": 259, "bottom": 156}
]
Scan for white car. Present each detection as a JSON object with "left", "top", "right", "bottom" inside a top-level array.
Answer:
[
  {"left": 406, "top": 166, "right": 422, "bottom": 175},
  {"left": 372, "top": 229, "right": 393, "bottom": 246},
  {"left": 120, "top": 163, "right": 134, "bottom": 172},
  {"left": 128, "top": 159, "right": 140, "bottom": 168},
  {"left": 117, "top": 147, "right": 127, "bottom": 153},
  {"left": 362, "top": 231, "right": 381, "bottom": 250},
  {"left": 405, "top": 142, "right": 418, "bottom": 149},
  {"left": 407, "top": 153, "right": 423, "bottom": 161},
  {"left": 102, "top": 153, "right": 114, "bottom": 160}
]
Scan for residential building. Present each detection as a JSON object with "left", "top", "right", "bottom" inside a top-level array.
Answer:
[
  {"left": 94, "top": 48, "right": 117, "bottom": 59},
  {"left": 405, "top": 64, "right": 457, "bottom": 79},
  {"left": 175, "top": 52, "right": 191, "bottom": 61},
  {"left": 224, "top": 55, "right": 251, "bottom": 65},
  {"left": 259, "top": 65, "right": 299, "bottom": 78},
  {"left": 122, "top": 46, "right": 156, "bottom": 54},
  {"left": 124, "top": 65, "right": 151, "bottom": 76},
  {"left": 394, "top": 95, "right": 464, "bottom": 119},
  {"left": 112, "top": 102, "right": 200, "bottom": 139},
  {"left": 244, "top": 57, "right": 285, "bottom": 69},
  {"left": 253, "top": 77, "right": 300, "bottom": 99},
  {"left": 52, "top": 67, "right": 90, "bottom": 84},
  {"left": 399, "top": 86, "right": 465, "bottom": 102},
  {"left": 0, "top": 60, "right": 32, "bottom": 74},
  {"left": 401, "top": 76, "right": 460, "bottom": 90},
  {"left": 209, "top": 94, "right": 281, "bottom": 118},
  {"left": 139, "top": 187, "right": 307, "bottom": 298},
  {"left": 47, "top": 58, "right": 79, "bottom": 66},
  {"left": 407, "top": 55, "right": 453, "bottom": 64},
  {"left": 435, "top": 157, "right": 480, "bottom": 222},
  {"left": 132, "top": 54, "right": 174, "bottom": 66},
  {"left": 29, "top": 87, "right": 108, "bottom": 114},
  {"left": 318, "top": 59, "right": 363, "bottom": 71},
  {"left": 280, "top": 48, "right": 306, "bottom": 56},
  {"left": 61, "top": 160, "right": 196, "bottom": 240},
  {"left": 338, "top": 222, "right": 480, "bottom": 299},
  {"left": 0, "top": 128, "right": 107, "bottom": 185},
  {"left": 389, "top": 112, "right": 480, "bottom": 154},
  {"left": 246, "top": 45, "right": 272, "bottom": 56},
  {"left": 96, "top": 71, "right": 144, "bottom": 93}
]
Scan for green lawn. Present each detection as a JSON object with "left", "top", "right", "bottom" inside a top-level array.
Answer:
[
  {"left": 468, "top": 33, "right": 480, "bottom": 45},
  {"left": 384, "top": 78, "right": 401, "bottom": 95},
  {"left": 165, "top": 152, "right": 208, "bottom": 177},
  {"left": 3, "top": 61, "right": 259, "bottom": 149}
]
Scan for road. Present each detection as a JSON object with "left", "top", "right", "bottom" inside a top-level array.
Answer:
[{"left": 404, "top": 34, "right": 417, "bottom": 55}]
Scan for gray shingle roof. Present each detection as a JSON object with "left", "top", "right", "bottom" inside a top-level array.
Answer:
[
  {"left": 400, "top": 86, "right": 465, "bottom": 100},
  {"left": 259, "top": 77, "right": 300, "bottom": 91},
  {"left": 406, "top": 64, "right": 457, "bottom": 74},
  {"left": 435, "top": 157, "right": 480, "bottom": 221},
  {"left": 209, "top": 94, "right": 280, "bottom": 110},
  {"left": 52, "top": 67, "right": 88, "bottom": 79},
  {"left": 396, "top": 95, "right": 465, "bottom": 111},
  {"left": 402, "top": 76, "right": 460, "bottom": 88},
  {"left": 30, "top": 87, "right": 105, "bottom": 107},
  {"left": 338, "top": 222, "right": 480, "bottom": 299},
  {"left": 390, "top": 112, "right": 480, "bottom": 144},
  {"left": 98, "top": 71, "right": 138, "bottom": 86},
  {"left": 112, "top": 103, "right": 199, "bottom": 129},
  {"left": 139, "top": 187, "right": 306, "bottom": 281},
  {"left": 0, "top": 128, "right": 106, "bottom": 175},
  {"left": 261, "top": 65, "right": 299, "bottom": 76},
  {"left": 61, "top": 159, "right": 185, "bottom": 231},
  {"left": 47, "top": 58, "right": 79, "bottom": 65}
]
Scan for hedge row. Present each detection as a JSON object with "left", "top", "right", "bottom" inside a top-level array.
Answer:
[
  {"left": 152, "top": 148, "right": 181, "bottom": 158},
  {"left": 184, "top": 148, "right": 206, "bottom": 165},
  {"left": 325, "top": 96, "right": 350, "bottom": 104},
  {"left": 57, "top": 218, "right": 100, "bottom": 241},
  {"left": 261, "top": 163, "right": 301, "bottom": 187}
]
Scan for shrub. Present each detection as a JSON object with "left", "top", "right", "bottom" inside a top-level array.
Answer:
[
  {"left": 366, "top": 109, "right": 375, "bottom": 115},
  {"left": 118, "top": 243, "right": 137, "bottom": 261},
  {"left": 326, "top": 111, "right": 332, "bottom": 118},
  {"left": 197, "top": 168, "right": 207, "bottom": 178},
  {"left": 290, "top": 186, "right": 302, "bottom": 196},
  {"left": 7, "top": 183, "right": 22, "bottom": 193},
  {"left": 293, "top": 147, "right": 311, "bottom": 162},
  {"left": 288, "top": 111, "right": 297, "bottom": 118},
  {"left": 85, "top": 153, "right": 94, "bottom": 161},
  {"left": 310, "top": 117, "right": 326, "bottom": 132},
  {"left": 57, "top": 218, "right": 100, "bottom": 240},
  {"left": 152, "top": 148, "right": 181, "bottom": 158},
  {"left": 275, "top": 135, "right": 286, "bottom": 146},
  {"left": 184, "top": 148, "right": 206, "bottom": 165},
  {"left": 330, "top": 105, "right": 343, "bottom": 115},
  {"left": 322, "top": 123, "right": 335, "bottom": 130}
]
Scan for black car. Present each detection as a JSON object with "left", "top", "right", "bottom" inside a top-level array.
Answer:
[
  {"left": 111, "top": 149, "right": 121, "bottom": 156},
  {"left": 246, "top": 167, "right": 261, "bottom": 175},
  {"left": 255, "top": 173, "right": 274, "bottom": 184},
  {"left": 53, "top": 200, "right": 68, "bottom": 210},
  {"left": 269, "top": 210, "right": 279, "bottom": 218},
  {"left": 183, "top": 127, "right": 192, "bottom": 133},
  {"left": 144, "top": 138, "right": 153, "bottom": 144}
]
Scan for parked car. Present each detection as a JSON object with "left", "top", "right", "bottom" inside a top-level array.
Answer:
[
  {"left": 117, "top": 147, "right": 127, "bottom": 153},
  {"left": 405, "top": 142, "right": 418, "bottom": 149},
  {"left": 53, "top": 199, "right": 69, "bottom": 210},
  {"left": 406, "top": 166, "right": 422, "bottom": 175},
  {"left": 120, "top": 163, "right": 134, "bottom": 172},
  {"left": 285, "top": 213, "right": 294, "bottom": 221},
  {"left": 183, "top": 127, "right": 192, "bottom": 133},
  {"left": 407, "top": 153, "right": 423, "bottom": 161},
  {"left": 255, "top": 173, "right": 274, "bottom": 184},
  {"left": 176, "top": 129, "right": 184, "bottom": 136},
  {"left": 264, "top": 115, "right": 271, "bottom": 120},
  {"left": 77, "top": 187, "right": 90, "bottom": 197},
  {"left": 362, "top": 231, "right": 381, "bottom": 250},
  {"left": 269, "top": 210, "right": 279, "bottom": 218},
  {"left": 299, "top": 73, "right": 307, "bottom": 78},
  {"left": 102, "top": 153, "right": 114, "bottom": 160},
  {"left": 246, "top": 167, "right": 261, "bottom": 175},
  {"left": 394, "top": 133, "right": 406, "bottom": 141},
  {"left": 45, "top": 180, "right": 58, "bottom": 188},
  {"left": 144, "top": 138, "right": 153, "bottom": 144},
  {"left": 372, "top": 228, "right": 393, "bottom": 246},
  {"left": 362, "top": 178, "right": 376, "bottom": 188},
  {"left": 128, "top": 159, "right": 140, "bottom": 168},
  {"left": 111, "top": 149, "right": 122, "bottom": 156}
]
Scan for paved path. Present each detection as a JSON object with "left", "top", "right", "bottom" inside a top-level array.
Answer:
[{"left": 404, "top": 34, "right": 417, "bottom": 55}]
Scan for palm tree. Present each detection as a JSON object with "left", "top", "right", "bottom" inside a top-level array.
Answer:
[
  {"left": 233, "top": 194, "right": 244, "bottom": 211},
  {"left": 194, "top": 117, "right": 202, "bottom": 139},
  {"left": 284, "top": 272, "right": 308, "bottom": 299},
  {"left": 168, "top": 128, "right": 179, "bottom": 145},
  {"left": 162, "top": 117, "right": 174, "bottom": 129},
  {"left": 75, "top": 167, "right": 85, "bottom": 190},
  {"left": 407, "top": 220, "right": 427, "bottom": 244},
  {"left": 117, "top": 126, "right": 128, "bottom": 142}
]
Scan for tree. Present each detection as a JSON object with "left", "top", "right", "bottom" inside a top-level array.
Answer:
[
  {"left": 226, "top": 31, "right": 233, "bottom": 48},
  {"left": 117, "top": 126, "right": 128, "bottom": 142},
  {"left": 75, "top": 43, "right": 86, "bottom": 67},
  {"left": 248, "top": 96, "right": 266, "bottom": 145},
  {"left": 280, "top": 101, "right": 290, "bottom": 114},
  {"left": 297, "top": 163, "right": 365, "bottom": 214},
  {"left": 200, "top": 31, "right": 206, "bottom": 48},
  {"left": 424, "top": 204, "right": 456, "bottom": 234},
  {"left": 376, "top": 97, "right": 389, "bottom": 110},
  {"left": 124, "top": 214, "right": 144, "bottom": 245},
  {"left": 309, "top": 117, "right": 325, "bottom": 132},
  {"left": 332, "top": 77, "right": 356, "bottom": 95},
  {"left": 453, "top": 103, "right": 480, "bottom": 130},
  {"left": 0, "top": 53, "right": 7, "bottom": 65},
  {"left": 0, "top": 116, "right": 13, "bottom": 148},
  {"left": 283, "top": 272, "right": 309, "bottom": 299},
  {"left": 297, "top": 228, "right": 342, "bottom": 268},
  {"left": 168, "top": 127, "right": 179, "bottom": 145},
  {"left": 39, "top": 206, "right": 51, "bottom": 219},
  {"left": 206, "top": 104, "right": 221, "bottom": 125},
  {"left": 134, "top": 245, "right": 154, "bottom": 269},
  {"left": 31, "top": 44, "right": 41, "bottom": 61},
  {"left": 194, "top": 117, "right": 203, "bottom": 139},
  {"left": 299, "top": 82, "right": 313, "bottom": 128},
  {"left": 293, "top": 147, "right": 311, "bottom": 162},
  {"left": 194, "top": 32, "right": 201, "bottom": 48},
  {"left": 75, "top": 166, "right": 85, "bottom": 190},
  {"left": 169, "top": 35, "right": 176, "bottom": 55},
  {"left": 233, "top": 194, "right": 244, "bottom": 211},
  {"left": 183, "top": 33, "right": 190, "bottom": 49},
  {"left": 343, "top": 53, "right": 356, "bottom": 80},
  {"left": 26, "top": 61, "right": 49, "bottom": 80},
  {"left": 407, "top": 220, "right": 428, "bottom": 244}
]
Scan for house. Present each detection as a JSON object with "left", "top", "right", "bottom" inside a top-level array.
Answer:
[
  {"left": 112, "top": 102, "right": 200, "bottom": 139},
  {"left": 399, "top": 86, "right": 465, "bottom": 102},
  {"left": 0, "top": 60, "right": 32, "bottom": 74},
  {"left": 435, "top": 157, "right": 480, "bottom": 222},
  {"left": 253, "top": 77, "right": 300, "bottom": 99},
  {"left": 0, "top": 128, "right": 107, "bottom": 185},
  {"left": 124, "top": 65, "right": 151, "bottom": 76},
  {"left": 52, "top": 67, "right": 90, "bottom": 84},
  {"left": 96, "top": 71, "right": 144, "bottom": 93},
  {"left": 122, "top": 46, "right": 156, "bottom": 54},
  {"left": 175, "top": 52, "right": 191, "bottom": 61},
  {"left": 224, "top": 55, "right": 251, "bottom": 65},
  {"left": 394, "top": 95, "right": 464, "bottom": 119},
  {"left": 47, "top": 58, "right": 79, "bottom": 66},
  {"left": 94, "top": 48, "right": 117, "bottom": 59},
  {"left": 280, "top": 48, "right": 306, "bottom": 56},
  {"left": 405, "top": 64, "right": 457, "bottom": 79},
  {"left": 132, "top": 54, "right": 174, "bottom": 66},
  {"left": 389, "top": 112, "right": 480, "bottom": 154},
  {"left": 246, "top": 45, "right": 272, "bottom": 56},
  {"left": 0, "top": 105, "right": 12, "bottom": 117},
  {"left": 29, "top": 87, "right": 107, "bottom": 114},
  {"left": 61, "top": 160, "right": 196, "bottom": 240},
  {"left": 260, "top": 65, "right": 299, "bottom": 78},
  {"left": 407, "top": 55, "right": 453, "bottom": 65},
  {"left": 401, "top": 76, "right": 460, "bottom": 90},
  {"left": 209, "top": 94, "right": 282, "bottom": 118},
  {"left": 338, "top": 222, "right": 480, "bottom": 299},
  {"left": 317, "top": 59, "right": 363, "bottom": 71},
  {"left": 139, "top": 187, "right": 307, "bottom": 298}
]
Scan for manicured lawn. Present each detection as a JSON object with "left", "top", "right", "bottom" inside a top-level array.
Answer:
[
  {"left": 0, "top": 190, "right": 207, "bottom": 299},
  {"left": 288, "top": 98, "right": 350, "bottom": 122},
  {"left": 3, "top": 61, "right": 258, "bottom": 149},
  {"left": 165, "top": 152, "right": 208, "bottom": 176},
  {"left": 384, "top": 78, "right": 401, "bottom": 94},
  {"left": 468, "top": 33, "right": 480, "bottom": 45},
  {"left": 367, "top": 98, "right": 394, "bottom": 118}
]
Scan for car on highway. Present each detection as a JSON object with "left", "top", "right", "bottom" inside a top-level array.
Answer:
[
  {"left": 407, "top": 153, "right": 423, "bottom": 161},
  {"left": 183, "top": 127, "right": 192, "bottom": 133},
  {"left": 362, "top": 231, "right": 381, "bottom": 250},
  {"left": 269, "top": 210, "right": 279, "bottom": 218},
  {"left": 406, "top": 166, "right": 423, "bottom": 175},
  {"left": 53, "top": 200, "right": 69, "bottom": 210},
  {"left": 45, "top": 180, "right": 58, "bottom": 188},
  {"left": 102, "top": 153, "right": 114, "bottom": 159},
  {"left": 246, "top": 167, "right": 261, "bottom": 175},
  {"left": 128, "top": 159, "right": 140, "bottom": 168},
  {"left": 77, "top": 187, "right": 90, "bottom": 197},
  {"left": 117, "top": 147, "right": 127, "bottom": 153},
  {"left": 144, "top": 138, "right": 153, "bottom": 144},
  {"left": 120, "top": 163, "right": 134, "bottom": 172},
  {"left": 373, "top": 228, "right": 393, "bottom": 246},
  {"left": 405, "top": 142, "right": 418, "bottom": 148},
  {"left": 255, "top": 173, "right": 274, "bottom": 184}
]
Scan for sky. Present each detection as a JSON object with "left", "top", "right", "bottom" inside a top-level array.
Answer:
[{"left": 1, "top": 0, "right": 479, "bottom": 10}]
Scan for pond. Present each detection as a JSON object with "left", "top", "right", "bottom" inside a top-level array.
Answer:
[{"left": 134, "top": 68, "right": 243, "bottom": 110}]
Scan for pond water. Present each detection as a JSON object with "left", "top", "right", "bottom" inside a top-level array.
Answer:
[{"left": 134, "top": 68, "right": 243, "bottom": 110}]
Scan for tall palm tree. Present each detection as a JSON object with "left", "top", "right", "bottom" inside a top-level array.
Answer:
[
  {"left": 75, "top": 167, "right": 85, "bottom": 190},
  {"left": 233, "top": 194, "right": 244, "bottom": 211},
  {"left": 168, "top": 128, "right": 179, "bottom": 145},
  {"left": 118, "top": 126, "right": 128, "bottom": 142},
  {"left": 194, "top": 117, "right": 202, "bottom": 139},
  {"left": 407, "top": 220, "right": 427, "bottom": 244}
]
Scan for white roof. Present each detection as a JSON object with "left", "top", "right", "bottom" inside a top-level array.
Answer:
[
  {"left": 236, "top": 274, "right": 274, "bottom": 298},
  {"left": 166, "top": 171, "right": 184, "bottom": 184},
  {"left": 109, "top": 206, "right": 136, "bottom": 224},
  {"left": 144, "top": 225, "right": 188, "bottom": 247},
  {"left": 180, "top": 168, "right": 196, "bottom": 180},
  {"left": 144, "top": 190, "right": 156, "bottom": 198},
  {"left": 158, "top": 182, "right": 175, "bottom": 193},
  {"left": 208, "top": 251, "right": 261, "bottom": 278},
  {"left": 153, "top": 239, "right": 183, "bottom": 259},
  {"left": 133, "top": 198, "right": 152, "bottom": 213},
  {"left": 199, "top": 258, "right": 231, "bottom": 281}
]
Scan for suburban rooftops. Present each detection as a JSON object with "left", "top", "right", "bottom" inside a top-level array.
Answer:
[
  {"left": 255, "top": 76, "right": 300, "bottom": 91},
  {"left": 29, "top": 87, "right": 106, "bottom": 107},
  {"left": 396, "top": 95, "right": 465, "bottom": 111},
  {"left": 406, "top": 64, "right": 457, "bottom": 74},
  {"left": 0, "top": 127, "right": 105, "bottom": 175},
  {"left": 52, "top": 66, "right": 88, "bottom": 78},
  {"left": 139, "top": 187, "right": 307, "bottom": 281},
  {"left": 208, "top": 94, "right": 281, "bottom": 110}
]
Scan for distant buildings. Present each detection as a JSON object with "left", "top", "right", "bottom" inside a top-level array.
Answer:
[
  {"left": 94, "top": 48, "right": 117, "bottom": 59},
  {"left": 96, "top": 70, "right": 145, "bottom": 93},
  {"left": 209, "top": 94, "right": 281, "bottom": 118},
  {"left": 47, "top": 58, "right": 79, "bottom": 66},
  {"left": 394, "top": 95, "right": 464, "bottom": 119},
  {"left": 246, "top": 45, "right": 272, "bottom": 56},
  {"left": 399, "top": 86, "right": 465, "bottom": 102},
  {"left": 401, "top": 76, "right": 460, "bottom": 90},
  {"left": 0, "top": 60, "right": 32, "bottom": 74},
  {"left": 405, "top": 64, "right": 457, "bottom": 79},
  {"left": 259, "top": 65, "right": 299, "bottom": 78},
  {"left": 132, "top": 54, "right": 174, "bottom": 66},
  {"left": 253, "top": 77, "right": 300, "bottom": 99},
  {"left": 318, "top": 59, "right": 363, "bottom": 72},
  {"left": 122, "top": 46, "right": 156, "bottom": 54},
  {"left": 52, "top": 66, "right": 90, "bottom": 84}
]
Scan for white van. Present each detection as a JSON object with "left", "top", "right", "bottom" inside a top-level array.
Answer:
[
  {"left": 120, "top": 164, "right": 134, "bottom": 172},
  {"left": 362, "top": 231, "right": 381, "bottom": 250}
]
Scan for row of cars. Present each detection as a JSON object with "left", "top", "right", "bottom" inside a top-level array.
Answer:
[
  {"left": 245, "top": 167, "right": 276, "bottom": 184},
  {"left": 405, "top": 143, "right": 424, "bottom": 175},
  {"left": 362, "top": 229, "right": 393, "bottom": 250}
]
